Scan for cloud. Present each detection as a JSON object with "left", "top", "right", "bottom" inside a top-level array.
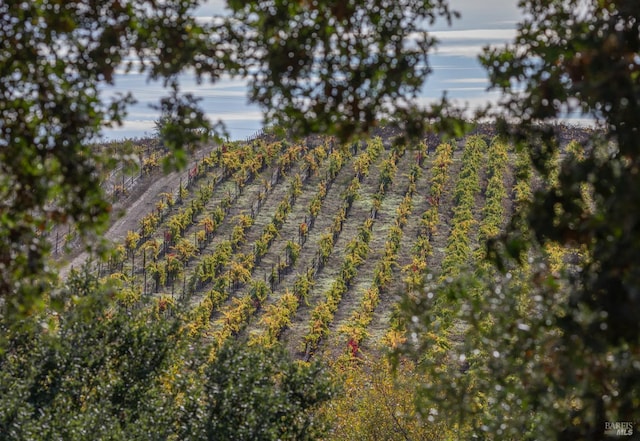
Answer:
[
  {"left": 431, "top": 29, "right": 517, "bottom": 41},
  {"left": 443, "top": 78, "right": 488, "bottom": 84}
]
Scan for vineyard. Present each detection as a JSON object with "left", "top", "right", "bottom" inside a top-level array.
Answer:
[
  {"left": 4, "top": 1, "right": 632, "bottom": 437},
  {"left": 65, "top": 132, "right": 524, "bottom": 361}
]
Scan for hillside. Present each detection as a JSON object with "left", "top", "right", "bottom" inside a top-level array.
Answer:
[{"left": 57, "top": 127, "right": 582, "bottom": 361}]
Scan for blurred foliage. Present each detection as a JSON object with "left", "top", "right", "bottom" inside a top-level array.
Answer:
[
  {"left": 226, "top": 0, "right": 459, "bottom": 140},
  {"left": 189, "top": 343, "right": 334, "bottom": 441},
  {"left": 399, "top": 0, "right": 640, "bottom": 438},
  {"left": 0, "top": 268, "right": 332, "bottom": 440},
  {"left": 320, "top": 356, "right": 453, "bottom": 440},
  {"left": 0, "top": 0, "right": 221, "bottom": 320}
]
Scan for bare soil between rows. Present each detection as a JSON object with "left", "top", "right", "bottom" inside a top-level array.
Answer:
[{"left": 56, "top": 146, "right": 214, "bottom": 280}]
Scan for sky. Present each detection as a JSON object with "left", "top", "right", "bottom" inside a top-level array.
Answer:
[{"left": 102, "top": 1, "right": 522, "bottom": 141}]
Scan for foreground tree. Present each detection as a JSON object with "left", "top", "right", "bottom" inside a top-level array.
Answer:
[
  {"left": 0, "top": 268, "right": 332, "bottom": 440},
  {"left": 399, "top": 0, "right": 640, "bottom": 438},
  {"left": 319, "top": 357, "right": 453, "bottom": 441}
]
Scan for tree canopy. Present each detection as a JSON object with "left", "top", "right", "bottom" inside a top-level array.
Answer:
[
  {"left": 0, "top": 272, "right": 332, "bottom": 440},
  {"left": 399, "top": 0, "right": 640, "bottom": 438}
]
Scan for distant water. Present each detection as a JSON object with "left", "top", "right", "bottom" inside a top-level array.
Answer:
[{"left": 101, "top": 28, "right": 516, "bottom": 142}]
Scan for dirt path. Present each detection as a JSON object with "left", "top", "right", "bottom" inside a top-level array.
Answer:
[{"left": 57, "top": 146, "right": 214, "bottom": 281}]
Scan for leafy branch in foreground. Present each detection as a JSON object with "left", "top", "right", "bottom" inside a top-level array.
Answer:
[
  {"left": 399, "top": 1, "right": 640, "bottom": 438},
  {"left": 0, "top": 260, "right": 335, "bottom": 440},
  {"left": 227, "top": 0, "right": 459, "bottom": 140}
]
